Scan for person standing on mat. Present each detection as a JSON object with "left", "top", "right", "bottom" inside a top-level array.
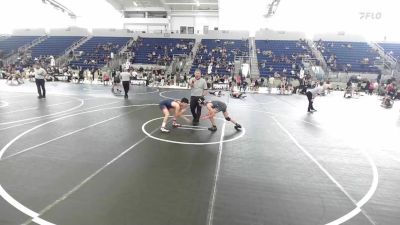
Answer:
[
  {"left": 189, "top": 69, "right": 207, "bottom": 125},
  {"left": 120, "top": 68, "right": 131, "bottom": 99},
  {"left": 198, "top": 97, "right": 242, "bottom": 132},
  {"left": 306, "top": 81, "right": 325, "bottom": 113},
  {"left": 159, "top": 98, "right": 190, "bottom": 133},
  {"left": 34, "top": 63, "right": 47, "bottom": 99}
]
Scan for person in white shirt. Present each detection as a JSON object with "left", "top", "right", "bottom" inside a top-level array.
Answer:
[
  {"left": 124, "top": 60, "right": 131, "bottom": 70},
  {"left": 207, "top": 63, "right": 213, "bottom": 74},
  {"left": 34, "top": 63, "right": 47, "bottom": 99},
  {"left": 306, "top": 81, "right": 325, "bottom": 113},
  {"left": 268, "top": 76, "right": 275, "bottom": 94},
  {"left": 50, "top": 56, "right": 55, "bottom": 67},
  {"left": 132, "top": 69, "right": 138, "bottom": 80},
  {"left": 120, "top": 69, "right": 132, "bottom": 99}
]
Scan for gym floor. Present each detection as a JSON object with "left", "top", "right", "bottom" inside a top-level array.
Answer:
[{"left": 0, "top": 81, "right": 399, "bottom": 225}]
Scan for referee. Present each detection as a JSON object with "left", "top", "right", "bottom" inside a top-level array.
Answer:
[
  {"left": 34, "top": 63, "right": 47, "bottom": 99},
  {"left": 189, "top": 69, "right": 207, "bottom": 125},
  {"left": 306, "top": 81, "right": 324, "bottom": 113},
  {"left": 120, "top": 68, "right": 131, "bottom": 99}
]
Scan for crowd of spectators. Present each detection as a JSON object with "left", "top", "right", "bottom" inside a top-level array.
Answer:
[
  {"left": 315, "top": 39, "right": 380, "bottom": 73},
  {"left": 192, "top": 39, "right": 249, "bottom": 76},
  {"left": 128, "top": 37, "right": 195, "bottom": 66},
  {"left": 71, "top": 42, "right": 121, "bottom": 67},
  {"left": 256, "top": 39, "right": 314, "bottom": 78}
]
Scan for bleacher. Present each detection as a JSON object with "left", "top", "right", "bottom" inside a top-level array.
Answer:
[
  {"left": 377, "top": 42, "right": 400, "bottom": 60},
  {"left": 0, "top": 36, "right": 40, "bottom": 56},
  {"left": 70, "top": 36, "right": 131, "bottom": 69},
  {"left": 316, "top": 41, "right": 381, "bottom": 73},
  {"left": 190, "top": 39, "right": 249, "bottom": 76},
  {"left": 256, "top": 39, "right": 313, "bottom": 77},
  {"left": 133, "top": 37, "right": 195, "bottom": 65},
  {"left": 30, "top": 36, "right": 83, "bottom": 58}
]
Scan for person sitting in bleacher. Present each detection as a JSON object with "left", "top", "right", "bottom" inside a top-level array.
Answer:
[{"left": 386, "top": 81, "right": 396, "bottom": 99}]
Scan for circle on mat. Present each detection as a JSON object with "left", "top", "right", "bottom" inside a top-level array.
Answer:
[
  {"left": 142, "top": 116, "right": 245, "bottom": 145},
  {"left": 0, "top": 101, "right": 9, "bottom": 108},
  {"left": 131, "top": 89, "right": 159, "bottom": 95},
  {"left": 159, "top": 90, "right": 188, "bottom": 100}
]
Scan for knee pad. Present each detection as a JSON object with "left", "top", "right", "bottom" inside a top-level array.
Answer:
[{"left": 225, "top": 117, "right": 231, "bottom": 121}]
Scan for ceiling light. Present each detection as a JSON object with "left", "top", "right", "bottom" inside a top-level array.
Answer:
[{"left": 133, "top": 1, "right": 138, "bottom": 6}]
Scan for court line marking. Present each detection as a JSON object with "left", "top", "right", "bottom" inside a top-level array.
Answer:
[
  {"left": 1, "top": 95, "right": 379, "bottom": 224},
  {"left": 110, "top": 89, "right": 160, "bottom": 98},
  {"left": 131, "top": 89, "right": 160, "bottom": 95},
  {"left": 176, "top": 127, "right": 207, "bottom": 131},
  {"left": 206, "top": 87, "right": 231, "bottom": 225},
  {"left": 0, "top": 185, "right": 41, "bottom": 217},
  {"left": 1, "top": 107, "right": 147, "bottom": 161},
  {"left": 0, "top": 120, "right": 42, "bottom": 132},
  {"left": 236, "top": 104, "right": 325, "bottom": 129},
  {"left": 206, "top": 119, "right": 226, "bottom": 225},
  {"left": 21, "top": 126, "right": 161, "bottom": 225},
  {"left": 159, "top": 90, "right": 186, "bottom": 100},
  {"left": 250, "top": 108, "right": 378, "bottom": 225},
  {"left": 0, "top": 103, "right": 159, "bottom": 159},
  {"left": 0, "top": 93, "right": 34, "bottom": 100},
  {"left": 0, "top": 100, "right": 9, "bottom": 108},
  {"left": 0, "top": 100, "right": 77, "bottom": 115},
  {"left": 0, "top": 100, "right": 122, "bottom": 132},
  {"left": 142, "top": 116, "right": 245, "bottom": 145},
  {"left": 0, "top": 103, "right": 158, "bottom": 225},
  {"left": 0, "top": 96, "right": 91, "bottom": 108},
  {"left": 180, "top": 124, "right": 209, "bottom": 129},
  {"left": 0, "top": 97, "right": 85, "bottom": 125}
]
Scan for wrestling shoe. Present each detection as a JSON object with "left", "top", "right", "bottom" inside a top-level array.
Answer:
[
  {"left": 160, "top": 127, "right": 170, "bottom": 133},
  {"left": 208, "top": 126, "right": 217, "bottom": 132},
  {"left": 172, "top": 123, "right": 181, "bottom": 128},
  {"left": 234, "top": 123, "right": 242, "bottom": 130}
]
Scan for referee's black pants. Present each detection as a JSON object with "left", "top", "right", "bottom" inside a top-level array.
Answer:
[
  {"left": 35, "top": 79, "right": 45, "bottom": 98},
  {"left": 122, "top": 81, "right": 130, "bottom": 97},
  {"left": 190, "top": 96, "right": 202, "bottom": 122},
  {"left": 306, "top": 91, "right": 314, "bottom": 112}
]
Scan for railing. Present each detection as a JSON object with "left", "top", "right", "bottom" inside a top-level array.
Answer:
[
  {"left": 63, "top": 36, "right": 88, "bottom": 56},
  {"left": 249, "top": 37, "right": 260, "bottom": 78},
  {"left": 56, "top": 36, "right": 93, "bottom": 68},
  {"left": 20, "top": 36, "right": 47, "bottom": 52},
  {"left": 3, "top": 36, "right": 48, "bottom": 65},
  {"left": 101, "top": 38, "right": 135, "bottom": 70},
  {"left": 370, "top": 42, "right": 400, "bottom": 74},
  {"left": 374, "top": 42, "right": 397, "bottom": 65},
  {"left": 118, "top": 37, "right": 134, "bottom": 55},
  {"left": 182, "top": 41, "right": 200, "bottom": 75},
  {"left": 167, "top": 54, "right": 189, "bottom": 75},
  {"left": 302, "top": 57, "right": 319, "bottom": 66},
  {"left": 307, "top": 41, "right": 328, "bottom": 72},
  {"left": 172, "top": 54, "right": 187, "bottom": 59}
]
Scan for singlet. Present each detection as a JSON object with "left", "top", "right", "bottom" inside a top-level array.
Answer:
[
  {"left": 210, "top": 101, "right": 227, "bottom": 113},
  {"left": 159, "top": 99, "right": 174, "bottom": 110}
]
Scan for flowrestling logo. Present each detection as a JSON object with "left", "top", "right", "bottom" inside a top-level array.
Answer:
[{"left": 359, "top": 12, "right": 382, "bottom": 20}]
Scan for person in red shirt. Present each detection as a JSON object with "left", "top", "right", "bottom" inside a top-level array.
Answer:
[{"left": 386, "top": 82, "right": 396, "bottom": 98}]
